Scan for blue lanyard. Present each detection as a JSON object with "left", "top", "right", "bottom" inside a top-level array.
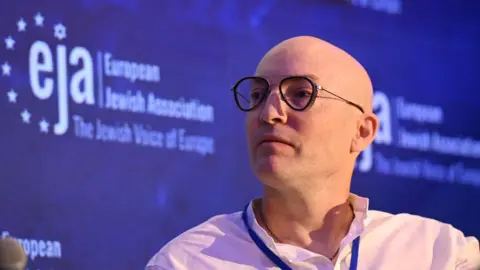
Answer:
[{"left": 242, "top": 203, "right": 360, "bottom": 270}]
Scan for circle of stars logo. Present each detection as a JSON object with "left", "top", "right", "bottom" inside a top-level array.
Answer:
[{"left": 2, "top": 12, "right": 67, "bottom": 135}]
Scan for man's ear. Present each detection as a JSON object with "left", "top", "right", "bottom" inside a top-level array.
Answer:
[{"left": 351, "top": 113, "right": 379, "bottom": 153}]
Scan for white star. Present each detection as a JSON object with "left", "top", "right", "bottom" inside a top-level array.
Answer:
[
  {"left": 39, "top": 119, "right": 49, "bottom": 133},
  {"left": 34, "top": 12, "right": 44, "bottom": 27},
  {"left": 7, "top": 89, "right": 17, "bottom": 103},
  {"left": 17, "top": 18, "right": 27, "bottom": 32},
  {"left": 21, "top": 109, "right": 31, "bottom": 123},
  {"left": 54, "top": 23, "right": 67, "bottom": 40},
  {"left": 4, "top": 36, "right": 15, "bottom": 50},
  {"left": 2, "top": 62, "right": 11, "bottom": 76}
]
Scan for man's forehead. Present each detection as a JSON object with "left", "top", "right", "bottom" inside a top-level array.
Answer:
[
  {"left": 254, "top": 49, "right": 332, "bottom": 84},
  {"left": 254, "top": 59, "right": 330, "bottom": 87},
  {"left": 256, "top": 52, "right": 320, "bottom": 73}
]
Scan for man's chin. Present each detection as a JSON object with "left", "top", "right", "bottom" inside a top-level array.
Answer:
[{"left": 252, "top": 156, "right": 289, "bottom": 177}]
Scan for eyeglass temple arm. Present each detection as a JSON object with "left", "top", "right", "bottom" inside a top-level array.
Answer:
[{"left": 317, "top": 86, "right": 364, "bottom": 113}]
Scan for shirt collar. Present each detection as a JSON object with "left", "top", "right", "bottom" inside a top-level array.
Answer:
[
  {"left": 349, "top": 193, "right": 371, "bottom": 229},
  {"left": 245, "top": 193, "right": 370, "bottom": 261}
]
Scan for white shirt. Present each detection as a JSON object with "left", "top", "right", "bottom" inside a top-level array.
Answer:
[{"left": 146, "top": 194, "right": 480, "bottom": 270}]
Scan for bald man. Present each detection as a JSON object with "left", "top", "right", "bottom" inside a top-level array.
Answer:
[{"left": 146, "top": 36, "right": 480, "bottom": 270}]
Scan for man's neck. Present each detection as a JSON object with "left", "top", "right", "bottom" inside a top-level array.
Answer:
[{"left": 254, "top": 185, "right": 354, "bottom": 260}]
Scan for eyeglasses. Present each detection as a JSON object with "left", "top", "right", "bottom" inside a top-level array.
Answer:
[{"left": 231, "top": 76, "right": 364, "bottom": 113}]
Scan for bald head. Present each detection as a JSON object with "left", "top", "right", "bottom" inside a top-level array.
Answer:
[{"left": 256, "top": 36, "right": 373, "bottom": 112}]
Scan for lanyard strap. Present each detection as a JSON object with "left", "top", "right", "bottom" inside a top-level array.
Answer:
[
  {"left": 350, "top": 236, "right": 360, "bottom": 270},
  {"left": 242, "top": 203, "right": 360, "bottom": 270}
]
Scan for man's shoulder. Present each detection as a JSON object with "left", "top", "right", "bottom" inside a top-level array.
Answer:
[
  {"left": 146, "top": 210, "right": 249, "bottom": 268},
  {"left": 155, "top": 210, "right": 246, "bottom": 252},
  {"left": 365, "top": 209, "right": 480, "bottom": 268},
  {"left": 365, "top": 209, "right": 477, "bottom": 245},
  {"left": 367, "top": 209, "right": 461, "bottom": 233}
]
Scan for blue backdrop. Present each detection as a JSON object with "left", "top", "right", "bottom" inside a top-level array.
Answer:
[{"left": 1, "top": 0, "right": 479, "bottom": 269}]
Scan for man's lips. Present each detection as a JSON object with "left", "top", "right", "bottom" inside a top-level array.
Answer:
[{"left": 257, "top": 134, "right": 293, "bottom": 148}]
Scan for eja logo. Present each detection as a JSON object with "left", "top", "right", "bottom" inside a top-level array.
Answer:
[{"left": 2, "top": 12, "right": 95, "bottom": 136}]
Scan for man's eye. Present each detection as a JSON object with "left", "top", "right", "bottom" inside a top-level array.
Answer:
[
  {"left": 293, "top": 90, "right": 312, "bottom": 98},
  {"left": 286, "top": 88, "right": 312, "bottom": 99},
  {"left": 250, "top": 90, "right": 264, "bottom": 100}
]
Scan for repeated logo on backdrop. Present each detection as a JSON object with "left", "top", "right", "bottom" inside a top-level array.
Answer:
[
  {"left": 356, "top": 91, "right": 480, "bottom": 187},
  {"left": 2, "top": 12, "right": 216, "bottom": 157}
]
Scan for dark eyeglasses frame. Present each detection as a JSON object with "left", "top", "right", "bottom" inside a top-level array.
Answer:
[{"left": 231, "top": 75, "right": 364, "bottom": 113}]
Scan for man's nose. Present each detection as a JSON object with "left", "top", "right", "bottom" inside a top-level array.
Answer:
[{"left": 258, "top": 90, "right": 288, "bottom": 125}]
